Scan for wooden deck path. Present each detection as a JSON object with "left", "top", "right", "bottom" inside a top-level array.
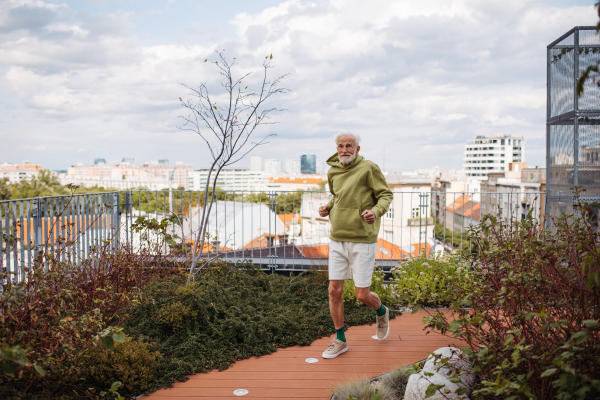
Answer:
[{"left": 146, "top": 310, "right": 464, "bottom": 400}]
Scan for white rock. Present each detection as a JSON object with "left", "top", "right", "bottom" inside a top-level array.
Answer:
[
  {"left": 404, "top": 371, "right": 468, "bottom": 400},
  {"left": 423, "top": 347, "right": 475, "bottom": 387}
]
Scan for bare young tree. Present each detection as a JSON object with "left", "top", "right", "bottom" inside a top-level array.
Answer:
[{"left": 179, "top": 51, "right": 289, "bottom": 281}]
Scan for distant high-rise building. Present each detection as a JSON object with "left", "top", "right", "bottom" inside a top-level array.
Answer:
[
  {"left": 250, "top": 156, "right": 262, "bottom": 172},
  {"left": 158, "top": 159, "right": 169, "bottom": 165},
  {"left": 263, "top": 159, "right": 281, "bottom": 175},
  {"left": 60, "top": 160, "right": 192, "bottom": 190},
  {"left": 316, "top": 158, "right": 324, "bottom": 174},
  {"left": 301, "top": 155, "right": 317, "bottom": 174},
  {"left": 94, "top": 158, "right": 106, "bottom": 165},
  {"left": 284, "top": 159, "right": 301, "bottom": 175},
  {"left": 122, "top": 158, "right": 135, "bottom": 164},
  {"left": 188, "top": 169, "right": 265, "bottom": 191},
  {"left": 464, "top": 134, "right": 524, "bottom": 180}
]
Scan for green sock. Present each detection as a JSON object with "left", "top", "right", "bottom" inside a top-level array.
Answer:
[
  {"left": 376, "top": 303, "right": 386, "bottom": 317},
  {"left": 335, "top": 327, "right": 346, "bottom": 342}
]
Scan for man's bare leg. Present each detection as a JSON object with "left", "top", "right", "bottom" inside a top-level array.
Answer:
[
  {"left": 322, "top": 279, "right": 349, "bottom": 359},
  {"left": 355, "top": 287, "right": 382, "bottom": 310},
  {"left": 356, "top": 286, "right": 389, "bottom": 340},
  {"left": 328, "top": 280, "right": 345, "bottom": 329}
]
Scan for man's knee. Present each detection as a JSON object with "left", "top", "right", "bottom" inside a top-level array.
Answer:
[
  {"left": 355, "top": 288, "right": 371, "bottom": 304},
  {"left": 328, "top": 282, "right": 343, "bottom": 299}
]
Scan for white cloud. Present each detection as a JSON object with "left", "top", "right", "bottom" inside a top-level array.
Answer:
[{"left": 0, "top": 0, "right": 597, "bottom": 171}]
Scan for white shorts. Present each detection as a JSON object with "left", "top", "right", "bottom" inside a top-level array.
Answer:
[{"left": 328, "top": 240, "right": 377, "bottom": 288}]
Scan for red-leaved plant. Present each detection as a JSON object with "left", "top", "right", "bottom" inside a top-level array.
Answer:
[
  {"left": 423, "top": 197, "right": 600, "bottom": 399},
  {"left": 0, "top": 194, "right": 186, "bottom": 399}
]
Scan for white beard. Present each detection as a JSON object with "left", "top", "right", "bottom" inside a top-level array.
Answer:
[{"left": 339, "top": 151, "right": 356, "bottom": 165}]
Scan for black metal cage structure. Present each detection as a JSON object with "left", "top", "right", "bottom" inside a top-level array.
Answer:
[{"left": 547, "top": 26, "right": 600, "bottom": 217}]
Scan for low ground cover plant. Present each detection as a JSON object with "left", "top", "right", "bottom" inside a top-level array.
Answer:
[
  {"left": 390, "top": 256, "right": 475, "bottom": 309},
  {"left": 332, "top": 368, "right": 410, "bottom": 400},
  {"left": 420, "top": 200, "right": 600, "bottom": 399},
  {"left": 125, "top": 263, "right": 396, "bottom": 391},
  {"left": 1, "top": 247, "right": 395, "bottom": 398}
]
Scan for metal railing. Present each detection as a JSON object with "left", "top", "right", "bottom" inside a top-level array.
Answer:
[{"left": 1, "top": 190, "right": 547, "bottom": 281}]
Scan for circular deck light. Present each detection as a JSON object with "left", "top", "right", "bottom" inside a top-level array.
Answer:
[
  {"left": 233, "top": 389, "right": 249, "bottom": 396},
  {"left": 305, "top": 358, "right": 319, "bottom": 363}
]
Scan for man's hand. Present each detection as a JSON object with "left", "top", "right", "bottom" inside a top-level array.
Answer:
[
  {"left": 361, "top": 209, "right": 376, "bottom": 224},
  {"left": 318, "top": 205, "right": 330, "bottom": 217}
]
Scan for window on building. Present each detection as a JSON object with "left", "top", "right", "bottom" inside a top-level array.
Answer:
[
  {"left": 412, "top": 207, "right": 420, "bottom": 219},
  {"left": 385, "top": 208, "right": 394, "bottom": 219},
  {"left": 384, "top": 230, "right": 393, "bottom": 243}
]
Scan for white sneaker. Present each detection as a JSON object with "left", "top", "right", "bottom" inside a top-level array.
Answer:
[{"left": 322, "top": 339, "right": 348, "bottom": 359}]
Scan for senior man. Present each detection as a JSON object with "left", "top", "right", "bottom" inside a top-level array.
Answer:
[{"left": 319, "top": 132, "right": 393, "bottom": 359}]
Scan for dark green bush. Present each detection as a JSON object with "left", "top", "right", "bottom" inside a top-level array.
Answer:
[
  {"left": 391, "top": 256, "right": 475, "bottom": 309},
  {"left": 81, "top": 337, "right": 159, "bottom": 394},
  {"left": 125, "top": 262, "right": 396, "bottom": 390}
]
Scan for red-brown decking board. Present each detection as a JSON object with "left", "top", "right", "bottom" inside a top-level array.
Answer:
[{"left": 145, "top": 310, "right": 465, "bottom": 400}]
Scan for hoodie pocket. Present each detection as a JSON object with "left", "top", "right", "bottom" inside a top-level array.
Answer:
[{"left": 329, "top": 208, "right": 366, "bottom": 239}]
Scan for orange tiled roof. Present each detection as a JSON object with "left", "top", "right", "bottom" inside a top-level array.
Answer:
[
  {"left": 299, "top": 244, "right": 330, "bottom": 258},
  {"left": 242, "top": 233, "right": 280, "bottom": 249},
  {"left": 462, "top": 202, "right": 481, "bottom": 219},
  {"left": 446, "top": 194, "right": 471, "bottom": 212},
  {"left": 409, "top": 241, "right": 432, "bottom": 258},
  {"left": 269, "top": 177, "right": 326, "bottom": 184},
  {"left": 299, "top": 239, "right": 431, "bottom": 259},
  {"left": 277, "top": 213, "right": 302, "bottom": 227},
  {"left": 9, "top": 216, "right": 113, "bottom": 245},
  {"left": 184, "top": 239, "right": 231, "bottom": 253}
]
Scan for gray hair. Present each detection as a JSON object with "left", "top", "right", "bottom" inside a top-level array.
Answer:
[{"left": 334, "top": 132, "right": 361, "bottom": 146}]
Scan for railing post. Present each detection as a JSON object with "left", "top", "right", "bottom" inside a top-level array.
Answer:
[
  {"left": 267, "top": 192, "right": 278, "bottom": 272},
  {"left": 32, "top": 198, "right": 42, "bottom": 263},
  {"left": 113, "top": 192, "right": 120, "bottom": 250}
]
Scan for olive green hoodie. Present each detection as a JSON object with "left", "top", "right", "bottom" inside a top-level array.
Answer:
[{"left": 326, "top": 153, "right": 393, "bottom": 243}]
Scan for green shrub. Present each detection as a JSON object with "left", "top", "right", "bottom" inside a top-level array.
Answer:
[
  {"left": 423, "top": 200, "right": 600, "bottom": 399},
  {"left": 82, "top": 337, "right": 159, "bottom": 393},
  {"left": 155, "top": 301, "right": 197, "bottom": 331},
  {"left": 343, "top": 265, "right": 397, "bottom": 306},
  {"left": 124, "top": 262, "right": 396, "bottom": 390},
  {"left": 390, "top": 255, "right": 474, "bottom": 309},
  {"left": 0, "top": 206, "right": 185, "bottom": 399}
]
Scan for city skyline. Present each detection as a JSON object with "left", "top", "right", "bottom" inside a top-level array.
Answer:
[{"left": 0, "top": 0, "right": 597, "bottom": 172}]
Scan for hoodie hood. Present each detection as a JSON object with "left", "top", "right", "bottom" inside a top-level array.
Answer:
[{"left": 326, "top": 152, "right": 364, "bottom": 170}]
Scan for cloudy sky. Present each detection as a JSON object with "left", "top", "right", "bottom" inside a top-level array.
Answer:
[{"left": 0, "top": 0, "right": 597, "bottom": 172}]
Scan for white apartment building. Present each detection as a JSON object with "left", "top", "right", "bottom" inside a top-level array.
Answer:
[
  {"left": 0, "top": 162, "right": 42, "bottom": 184},
  {"left": 61, "top": 160, "right": 192, "bottom": 190},
  {"left": 379, "top": 175, "right": 434, "bottom": 251},
  {"left": 187, "top": 169, "right": 266, "bottom": 191},
  {"left": 284, "top": 159, "right": 300, "bottom": 175},
  {"left": 249, "top": 157, "right": 262, "bottom": 172},
  {"left": 464, "top": 134, "right": 524, "bottom": 180},
  {"left": 299, "top": 192, "right": 331, "bottom": 246},
  {"left": 259, "top": 176, "right": 326, "bottom": 192},
  {"left": 316, "top": 158, "right": 325, "bottom": 174},
  {"left": 263, "top": 159, "right": 282, "bottom": 175}
]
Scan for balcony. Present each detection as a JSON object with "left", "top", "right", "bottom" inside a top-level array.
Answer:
[{"left": 407, "top": 217, "right": 434, "bottom": 226}]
